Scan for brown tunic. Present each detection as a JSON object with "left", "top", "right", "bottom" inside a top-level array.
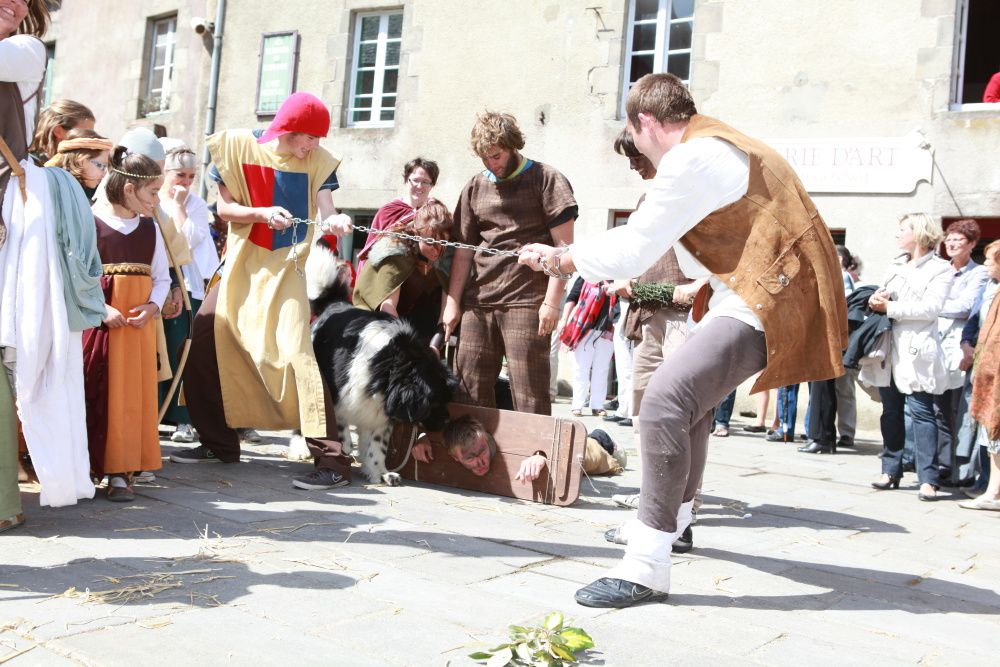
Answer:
[{"left": 453, "top": 161, "right": 576, "bottom": 307}]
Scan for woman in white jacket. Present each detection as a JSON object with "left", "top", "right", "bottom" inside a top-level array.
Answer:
[{"left": 869, "top": 213, "right": 954, "bottom": 501}]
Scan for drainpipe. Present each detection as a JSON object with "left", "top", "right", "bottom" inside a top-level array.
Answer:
[{"left": 199, "top": 0, "right": 226, "bottom": 198}]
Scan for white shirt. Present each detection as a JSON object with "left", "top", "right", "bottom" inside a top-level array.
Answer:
[
  {"left": 160, "top": 193, "right": 219, "bottom": 301},
  {"left": 572, "top": 137, "right": 759, "bottom": 330},
  {"left": 0, "top": 35, "right": 46, "bottom": 141},
  {"left": 100, "top": 213, "right": 171, "bottom": 309}
]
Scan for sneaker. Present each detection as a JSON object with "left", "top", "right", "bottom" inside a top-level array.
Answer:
[
  {"left": 169, "top": 445, "right": 221, "bottom": 464},
  {"left": 133, "top": 471, "right": 156, "bottom": 484},
  {"left": 671, "top": 525, "right": 694, "bottom": 553},
  {"left": 603, "top": 524, "right": 694, "bottom": 553},
  {"left": 237, "top": 428, "right": 262, "bottom": 444},
  {"left": 612, "top": 493, "right": 640, "bottom": 509},
  {"left": 171, "top": 424, "right": 196, "bottom": 443},
  {"left": 293, "top": 468, "right": 349, "bottom": 490}
]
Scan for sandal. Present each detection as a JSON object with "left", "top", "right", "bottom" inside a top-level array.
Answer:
[
  {"left": 593, "top": 409, "right": 607, "bottom": 417},
  {"left": 0, "top": 513, "right": 25, "bottom": 533},
  {"left": 571, "top": 409, "right": 583, "bottom": 417},
  {"left": 712, "top": 426, "right": 729, "bottom": 437},
  {"left": 107, "top": 476, "right": 135, "bottom": 503}
]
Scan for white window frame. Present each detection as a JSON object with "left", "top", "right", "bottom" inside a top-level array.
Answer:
[
  {"left": 620, "top": 0, "right": 694, "bottom": 118},
  {"left": 347, "top": 10, "right": 402, "bottom": 128},
  {"left": 950, "top": 0, "right": 1000, "bottom": 111},
  {"left": 142, "top": 15, "right": 177, "bottom": 117}
]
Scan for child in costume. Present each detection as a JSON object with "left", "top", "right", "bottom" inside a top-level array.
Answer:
[
  {"left": 43, "top": 128, "right": 112, "bottom": 200},
  {"left": 83, "top": 147, "right": 169, "bottom": 501},
  {"left": 172, "top": 92, "right": 354, "bottom": 493}
]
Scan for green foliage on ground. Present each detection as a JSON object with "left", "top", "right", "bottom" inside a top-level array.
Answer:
[{"left": 469, "top": 612, "right": 595, "bottom": 666}]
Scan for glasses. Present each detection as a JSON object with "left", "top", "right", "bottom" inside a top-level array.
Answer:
[
  {"left": 407, "top": 177, "right": 432, "bottom": 187},
  {"left": 89, "top": 160, "right": 108, "bottom": 172}
]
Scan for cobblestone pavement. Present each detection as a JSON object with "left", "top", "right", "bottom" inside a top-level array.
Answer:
[{"left": 2, "top": 400, "right": 998, "bottom": 666}]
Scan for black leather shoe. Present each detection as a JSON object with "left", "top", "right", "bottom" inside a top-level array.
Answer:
[
  {"left": 618, "top": 418, "right": 633, "bottom": 427},
  {"left": 602, "top": 414, "right": 623, "bottom": 422},
  {"left": 574, "top": 577, "right": 668, "bottom": 608},
  {"left": 837, "top": 436, "right": 855, "bottom": 448},
  {"left": 797, "top": 440, "right": 835, "bottom": 454},
  {"left": 671, "top": 525, "right": 693, "bottom": 553}
]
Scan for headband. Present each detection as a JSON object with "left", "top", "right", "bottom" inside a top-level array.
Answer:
[
  {"left": 56, "top": 137, "right": 114, "bottom": 154},
  {"left": 111, "top": 167, "right": 160, "bottom": 180}
]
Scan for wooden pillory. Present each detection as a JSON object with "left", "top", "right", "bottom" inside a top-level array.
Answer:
[{"left": 385, "top": 404, "right": 586, "bottom": 506}]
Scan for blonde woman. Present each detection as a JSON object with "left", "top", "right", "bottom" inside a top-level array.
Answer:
[{"left": 869, "top": 213, "right": 954, "bottom": 501}]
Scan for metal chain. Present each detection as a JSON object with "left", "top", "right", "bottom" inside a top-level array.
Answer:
[{"left": 279, "top": 216, "right": 522, "bottom": 261}]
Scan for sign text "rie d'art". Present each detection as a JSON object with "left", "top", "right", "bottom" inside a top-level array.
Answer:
[{"left": 767, "top": 138, "right": 931, "bottom": 194}]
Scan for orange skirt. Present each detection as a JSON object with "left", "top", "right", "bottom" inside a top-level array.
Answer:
[{"left": 84, "top": 274, "right": 161, "bottom": 476}]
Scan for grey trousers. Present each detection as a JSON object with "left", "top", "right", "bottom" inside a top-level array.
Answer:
[{"left": 638, "top": 316, "right": 767, "bottom": 533}]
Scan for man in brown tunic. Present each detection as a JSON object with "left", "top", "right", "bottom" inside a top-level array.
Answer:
[
  {"left": 442, "top": 112, "right": 576, "bottom": 415},
  {"left": 520, "top": 74, "right": 847, "bottom": 608}
]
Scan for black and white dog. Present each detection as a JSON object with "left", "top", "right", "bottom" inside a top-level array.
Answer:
[{"left": 288, "top": 236, "right": 457, "bottom": 485}]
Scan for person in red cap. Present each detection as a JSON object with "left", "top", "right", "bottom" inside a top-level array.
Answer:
[{"left": 171, "top": 92, "right": 355, "bottom": 492}]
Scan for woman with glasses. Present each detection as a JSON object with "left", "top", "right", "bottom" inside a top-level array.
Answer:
[
  {"left": 868, "top": 213, "right": 954, "bottom": 501},
  {"left": 355, "top": 157, "right": 440, "bottom": 273},
  {"left": 43, "top": 128, "right": 112, "bottom": 201}
]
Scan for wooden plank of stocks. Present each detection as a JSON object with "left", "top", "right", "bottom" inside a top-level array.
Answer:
[{"left": 385, "top": 403, "right": 585, "bottom": 506}]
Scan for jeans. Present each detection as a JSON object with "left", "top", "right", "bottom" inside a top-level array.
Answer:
[
  {"left": 879, "top": 379, "right": 940, "bottom": 486},
  {"left": 776, "top": 384, "right": 799, "bottom": 436},
  {"left": 714, "top": 389, "right": 737, "bottom": 429}
]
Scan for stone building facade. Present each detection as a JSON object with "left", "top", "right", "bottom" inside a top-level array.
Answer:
[{"left": 41, "top": 0, "right": 1000, "bottom": 427}]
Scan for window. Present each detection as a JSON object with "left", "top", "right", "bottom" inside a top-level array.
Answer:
[
  {"left": 42, "top": 42, "right": 55, "bottom": 107},
  {"left": 347, "top": 10, "right": 402, "bottom": 127},
  {"left": 140, "top": 15, "right": 177, "bottom": 117},
  {"left": 255, "top": 31, "right": 300, "bottom": 116},
  {"left": 621, "top": 0, "right": 694, "bottom": 117},
  {"left": 342, "top": 210, "right": 378, "bottom": 263},
  {"left": 610, "top": 210, "right": 631, "bottom": 228},
  {"left": 951, "top": 0, "right": 1000, "bottom": 108}
]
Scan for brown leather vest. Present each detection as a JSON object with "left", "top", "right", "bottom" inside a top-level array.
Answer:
[
  {"left": 678, "top": 115, "right": 848, "bottom": 391},
  {"left": 0, "top": 79, "right": 29, "bottom": 249}
]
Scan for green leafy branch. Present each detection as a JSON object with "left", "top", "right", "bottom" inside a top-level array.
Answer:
[
  {"left": 629, "top": 281, "right": 676, "bottom": 305},
  {"left": 469, "top": 612, "right": 594, "bottom": 666}
]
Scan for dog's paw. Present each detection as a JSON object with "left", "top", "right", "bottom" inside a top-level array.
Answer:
[
  {"left": 381, "top": 472, "right": 402, "bottom": 486},
  {"left": 286, "top": 433, "right": 312, "bottom": 461}
]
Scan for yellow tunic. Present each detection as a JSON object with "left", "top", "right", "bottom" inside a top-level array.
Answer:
[{"left": 206, "top": 130, "right": 340, "bottom": 436}]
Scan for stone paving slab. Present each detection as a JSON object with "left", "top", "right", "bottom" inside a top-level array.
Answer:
[{"left": 2, "top": 405, "right": 999, "bottom": 665}]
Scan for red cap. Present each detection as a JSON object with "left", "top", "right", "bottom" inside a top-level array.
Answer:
[{"left": 257, "top": 92, "right": 331, "bottom": 143}]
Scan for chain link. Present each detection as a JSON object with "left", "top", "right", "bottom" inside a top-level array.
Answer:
[{"left": 280, "top": 216, "right": 522, "bottom": 258}]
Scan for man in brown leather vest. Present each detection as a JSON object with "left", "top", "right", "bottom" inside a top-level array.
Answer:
[{"left": 520, "top": 73, "right": 847, "bottom": 608}]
